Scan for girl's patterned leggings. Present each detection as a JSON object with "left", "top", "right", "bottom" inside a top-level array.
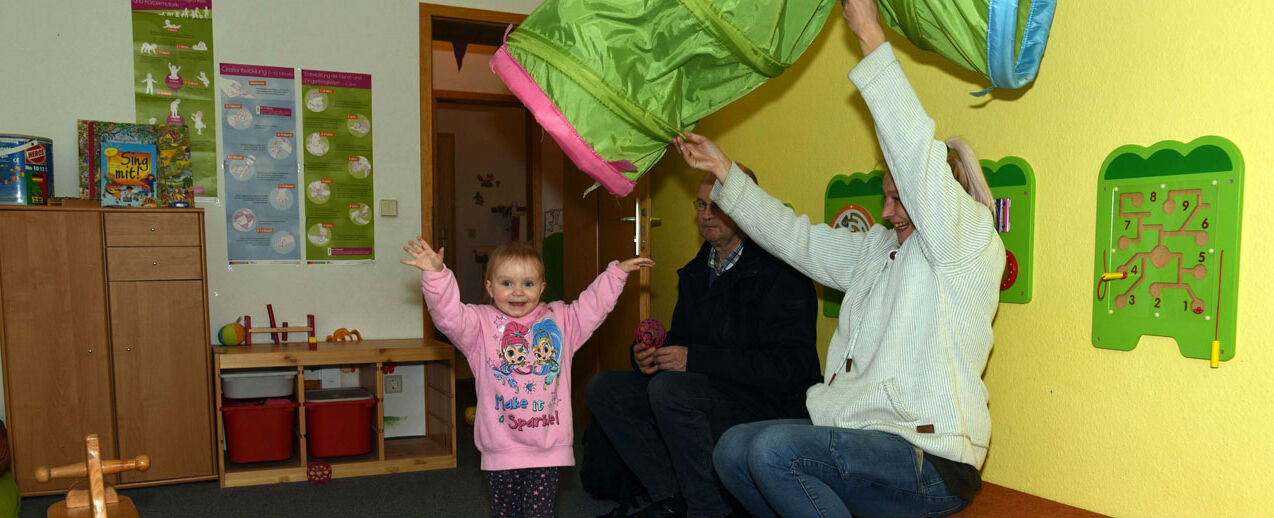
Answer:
[{"left": 485, "top": 466, "right": 560, "bottom": 517}]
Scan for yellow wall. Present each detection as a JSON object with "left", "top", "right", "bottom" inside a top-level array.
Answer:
[{"left": 649, "top": 2, "right": 1273, "bottom": 516}]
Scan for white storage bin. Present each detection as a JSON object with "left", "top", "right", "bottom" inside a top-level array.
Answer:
[{"left": 220, "top": 368, "right": 298, "bottom": 399}]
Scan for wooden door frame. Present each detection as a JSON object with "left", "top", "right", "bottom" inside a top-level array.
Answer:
[{"left": 419, "top": 3, "right": 528, "bottom": 341}]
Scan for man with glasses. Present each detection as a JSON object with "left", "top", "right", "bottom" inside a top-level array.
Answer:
[{"left": 587, "top": 170, "right": 821, "bottom": 518}]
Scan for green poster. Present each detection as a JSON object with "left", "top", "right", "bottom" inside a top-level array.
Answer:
[
  {"left": 301, "top": 70, "right": 374, "bottom": 262},
  {"left": 131, "top": 0, "right": 216, "bottom": 197}
]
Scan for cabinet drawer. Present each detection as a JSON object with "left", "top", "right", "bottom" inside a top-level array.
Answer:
[
  {"left": 107, "top": 247, "right": 204, "bottom": 281},
  {"left": 105, "top": 213, "right": 201, "bottom": 247}
]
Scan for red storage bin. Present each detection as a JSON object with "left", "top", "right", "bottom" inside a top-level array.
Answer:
[
  {"left": 221, "top": 399, "right": 298, "bottom": 463},
  {"left": 304, "top": 388, "right": 377, "bottom": 457}
]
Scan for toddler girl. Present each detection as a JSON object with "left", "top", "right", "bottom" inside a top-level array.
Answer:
[{"left": 402, "top": 237, "right": 653, "bottom": 517}]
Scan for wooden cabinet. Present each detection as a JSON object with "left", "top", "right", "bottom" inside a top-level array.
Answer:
[
  {"left": 109, "top": 280, "right": 215, "bottom": 483},
  {"left": 213, "top": 339, "right": 457, "bottom": 487},
  {"left": 0, "top": 206, "right": 217, "bottom": 496}
]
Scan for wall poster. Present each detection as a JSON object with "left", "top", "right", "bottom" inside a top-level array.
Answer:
[
  {"left": 300, "top": 69, "right": 374, "bottom": 262},
  {"left": 132, "top": 0, "right": 217, "bottom": 197}
]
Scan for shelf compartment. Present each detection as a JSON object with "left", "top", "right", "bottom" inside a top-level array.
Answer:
[{"left": 213, "top": 339, "right": 456, "bottom": 488}]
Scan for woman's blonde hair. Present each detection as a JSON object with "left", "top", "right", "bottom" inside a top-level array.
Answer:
[
  {"left": 485, "top": 241, "right": 545, "bottom": 281},
  {"left": 944, "top": 136, "right": 994, "bottom": 214}
]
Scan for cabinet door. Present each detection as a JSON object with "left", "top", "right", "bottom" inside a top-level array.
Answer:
[
  {"left": 109, "top": 280, "right": 214, "bottom": 483},
  {"left": 0, "top": 211, "right": 115, "bottom": 493}
]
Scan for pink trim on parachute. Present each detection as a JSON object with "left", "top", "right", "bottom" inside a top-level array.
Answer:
[{"left": 490, "top": 44, "right": 637, "bottom": 197}]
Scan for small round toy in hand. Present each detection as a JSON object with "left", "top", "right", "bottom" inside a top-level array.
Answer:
[{"left": 634, "top": 318, "right": 666, "bottom": 348}]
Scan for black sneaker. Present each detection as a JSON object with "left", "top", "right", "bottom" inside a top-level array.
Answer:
[
  {"left": 596, "top": 503, "right": 632, "bottom": 518},
  {"left": 596, "top": 494, "right": 651, "bottom": 517},
  {"left": 636, "top": 496, "right": 687, "bottom": 518}
]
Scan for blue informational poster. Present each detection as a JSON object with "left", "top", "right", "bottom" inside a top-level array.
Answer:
[{"left": 219, "top": 63, "right": 302, "bottom": 263}]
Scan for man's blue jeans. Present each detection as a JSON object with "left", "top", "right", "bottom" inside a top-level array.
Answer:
[
  {"left": 586, "top": 371, "right": 789, "bottom": 518},
  {"left": 713, "top": 419, "right": 968, "bottom": 518}
]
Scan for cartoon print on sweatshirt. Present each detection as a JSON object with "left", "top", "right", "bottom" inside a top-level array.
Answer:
[
  {"left": 492, "top": 320, "right": 531, "bottom": 393},
  {"left": 531, "top": 319, "right": 563, "bottom": 387}
]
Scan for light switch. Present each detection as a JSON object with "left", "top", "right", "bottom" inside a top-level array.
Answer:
[{"left": 380, "top": 199, "right": 398, "bottom": 217}]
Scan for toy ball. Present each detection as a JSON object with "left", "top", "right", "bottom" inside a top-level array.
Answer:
[
  {"left": 307, "top": 460, "right": 332, "bottom": 485},
  {"left": 634, "top": 318, "right": 666, "bottom": 348},
  {"left": 218, "top": 322, "right": 247, "bottom": 346},
  {"left": 464, "top": 406, "right": 477, "bottom": 425}
]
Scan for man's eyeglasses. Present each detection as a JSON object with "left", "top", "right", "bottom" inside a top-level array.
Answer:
[{"left": 693, "top": 199, "right": 718, "bottom": 213}]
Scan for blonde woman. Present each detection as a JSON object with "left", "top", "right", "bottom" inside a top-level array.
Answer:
[{"left": 673, "top": 0, "right": 1003, "bottom": 514}]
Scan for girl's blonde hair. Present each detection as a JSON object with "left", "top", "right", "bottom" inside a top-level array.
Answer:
[
  {"left": 485, "top": 241, "right": 545, "bottom": 281},
  {"left": 944, "top": 136, "right": 994, "bottom": 214}
]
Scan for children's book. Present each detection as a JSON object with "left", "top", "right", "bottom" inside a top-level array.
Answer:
[
  {"left": 100, "top": 142, "right": 159, "bottom": 208},
  {"left": 156, "top": 125, "right": 194, "bottom": 208},
  {"left": 78, "top": 120, "right": 193, "bottom": 206},
  {"left": 78, "top": 121, "right": 155, "bottom": 200}
]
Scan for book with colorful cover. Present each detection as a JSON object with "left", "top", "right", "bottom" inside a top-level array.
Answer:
[
  {"left": 78, "top": 120, "right": 192, "bottom": 206},
  {"left": 100, "top": 142, "right": 159, "bottom": 208},
  {"left": 78, "top": 120, "right": 155, "bottom": 200},
  {"left": 156, "top": 125, "right": 194, "bottom": 208}
]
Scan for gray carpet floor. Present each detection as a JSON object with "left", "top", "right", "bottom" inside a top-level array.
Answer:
[{"left": 18, "top": 405, "right": 622, "bottom": 517}]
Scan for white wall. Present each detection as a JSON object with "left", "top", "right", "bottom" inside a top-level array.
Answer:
[{"left": 0, "top": 0, "right": 543, "bottom": 416}]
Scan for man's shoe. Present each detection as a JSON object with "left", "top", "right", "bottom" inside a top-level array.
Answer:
[
  {"left": 596, "top": 503, "right": 632, "bottom": 518},
  {"left": 636, "top": 496, "right": 687, "bottom": 518}
]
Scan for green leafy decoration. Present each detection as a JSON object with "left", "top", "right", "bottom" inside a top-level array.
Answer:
[
  {"left": 1105, "top": 144, "right": 1233, "bottom": 180},
  {"left": 826, "top": 172, "right": 884, "bottom": 199},
  {"left": 983, "top": 163, "right": 1028, "bottom": 187}
]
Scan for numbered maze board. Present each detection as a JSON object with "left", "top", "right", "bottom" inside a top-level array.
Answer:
[
  {"left": 821, "top": 159, "right": 1036, "bottom": 316},
  {"left": 1091, "top": 136, "right": 1244, "bottom": 363}
]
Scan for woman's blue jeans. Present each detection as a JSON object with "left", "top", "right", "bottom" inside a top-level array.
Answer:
[{"left": 712, "top": 419, "right": 968, "bottom": 518}]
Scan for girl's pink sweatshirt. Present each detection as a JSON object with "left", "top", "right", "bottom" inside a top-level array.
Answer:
[{"left": 421, "top": 261, "right": 628, "bottom": 471}]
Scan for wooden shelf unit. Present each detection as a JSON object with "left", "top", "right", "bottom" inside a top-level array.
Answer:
[
  {"left": 0, "top": 206, "right": 217, "bottom": 497},
  {"left": 212, "top": 338, "right": 457, "bottom": 487}
]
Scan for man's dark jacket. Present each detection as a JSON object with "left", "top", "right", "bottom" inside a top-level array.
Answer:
[{"left": 641, "top": 239, "right": 821, "bottom": 417}]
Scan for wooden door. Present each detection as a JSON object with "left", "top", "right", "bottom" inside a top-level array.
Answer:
[
  {"left": 564, "top": 166, "right": 652, "bottom": 425},
  {"left": 435, "top": 132, "right": 457, "bottom": 275},
  {"left": 595, "top": 179, "right": 653, "bottom": 372},
  {"left": 418, "top": 3, "right": 527, "bottom": 344},
  {"left": 417, "top": 4, "right": 652, "bottom": 424},
  {"left": 109, "top": 280, "right": 214, "bottom": 483},
  {"left": 0, "top": 210, "right": 115, "bottom": 493}
]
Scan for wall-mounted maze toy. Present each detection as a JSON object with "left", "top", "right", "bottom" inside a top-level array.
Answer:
[
  {"left": 1090, "top": 136, "right": 1244, "bottom": 367},
  {"left": 820, "top": 158, "right": 1037, "bottom": 316},
  {"left": 982, "top": 157, "right": 1036, "bottom": 304}
]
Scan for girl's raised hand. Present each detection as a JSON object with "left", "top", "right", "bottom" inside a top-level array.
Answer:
[
  {"left": 401, "top": 236, "right": 445, "bottom": 271},
  {"left": 618, "top": 257, "right": 656, "bottom": 273}
]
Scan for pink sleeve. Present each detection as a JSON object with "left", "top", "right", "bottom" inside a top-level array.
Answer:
[
  {"left": 421, "top": 267, "right": 484, "bottom": 355},
  {"left": 560, "top": 261, "right": 629, "bottom": 353}
]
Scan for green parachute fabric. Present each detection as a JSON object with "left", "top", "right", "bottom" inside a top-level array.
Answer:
[
  {"left": 491, "top": 0, "right": 837, "bottom": 197},
  {"left": 491, "top": 0, "right": 1054, "bottom": 197},
  {"left": 878, "top": 0, "right": 1056, "bottom": 95}
]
